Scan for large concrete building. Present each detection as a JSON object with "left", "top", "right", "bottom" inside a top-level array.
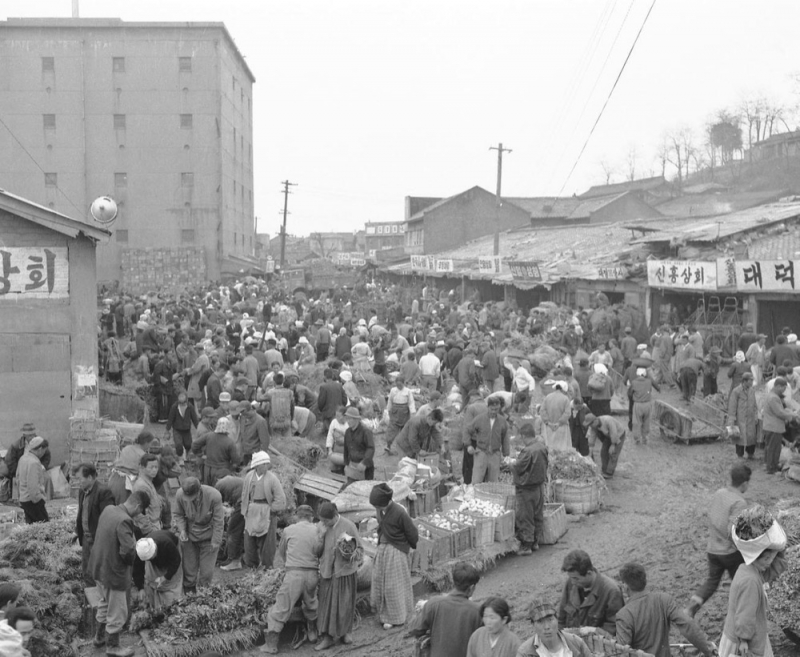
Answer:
[{"left": 0, "top": 18, "right": 257, "bottom": 283}]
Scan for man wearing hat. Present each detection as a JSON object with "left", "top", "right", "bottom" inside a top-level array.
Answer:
[
  {"left": 343, "top": 407, "right": 375, "bottom": 481},
  {"left": 262, "top": 505, "right": 322, "bottom": 653},
  {"left": 466, "top": 396, "right": 510, "bottom": 484},
  {"left": 584, "top": 414, "right": 626, "bottom": 478},
  {"left": 620, "top": 327, "right": 637, "bottom": 372},
  {"left": 5, "top": 423, "right": 50, "bottom": 501},
  {"left": 174, "top": 477, "right": 225, "bottom": 592},
  {"left": 241, "top": 451, "right": 286, "bottom": 570},
  {"left": 518, "top": 599, "right": 593, "bottom": 657},
  {"left": 370, "top": 483, "right": 418, "bottom": 630},
  {"left": 191, "top": 416, "right": 240, "bottom": 486},
  {"left": 513, "top": 423, "right": 548, "bottom": 555},
  {"left": 17, "top": 437, "right": 50, "bottom": 524},
  {"left": 727, "top": 372, "right": 758, "bottom": 459},
  {"left": 239, "top": 403, "right": 271, "bottom": 463},
  {"left": 134, "top": 530, "right": 183, "bottom": 612}
]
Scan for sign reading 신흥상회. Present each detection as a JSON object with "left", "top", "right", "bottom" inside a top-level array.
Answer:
[
  {"left": 646, "top": 260, "right": 718, "bottom": 290},
  {"left": 734, "top": 260, "right": 800, "bottom": 292},
  {"left": 0, "top": 247, "right": 68, "bottom": 299}
]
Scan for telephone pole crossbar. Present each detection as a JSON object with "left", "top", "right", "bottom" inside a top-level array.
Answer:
[{"left": 279, "top": 180, "right": 297, "bottom": 270}]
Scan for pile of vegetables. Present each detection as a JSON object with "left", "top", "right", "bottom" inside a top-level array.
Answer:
[
  {"left": 458, "top": 498, "right": 507, "bottom": 518},
  {"left": 775, "top": 499, "right": 800, "bottom": 547},
  {"left": 0, "top": 519, "right": 85, "bottom": 656},
  {"left": 445, "top": 510, "right": 479, "bottom": 527},
  {"left": 425, "top": 513, "right": 469, "bottom": 532},
  {"left": 769, "top": 544, "right": 800, "bottom": 633},
  {"left": 734, "top": 505, "right": 774, "bottom": 540},
  {"left": 132, "top": 569, "right": 285, "bottom": 657},
  {"left": 548, "top": 448, "right": 602, "bottom": 483}
]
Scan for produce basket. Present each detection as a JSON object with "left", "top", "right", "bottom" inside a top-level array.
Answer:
[
  {"left": 411, "top": 488, "right": 440, "bottom": 518},
  {"left": 551, "top": 479, "right": 601, "bottom": 515},
  {"left": 474, "top": 482, "right": 516, "bottom": 510},
  {"left": 463, "top": 512, "right": 496, "bottom": 547},
  {"left": 494, "top": 509, "right": 515, "bottom": 542},
  {"left": 412, "top": 521, "right": 453, "bottom": 571},
  {"left": 541, "top": 503, "right": 567, "bottom": 545},
  {"left": 420, "top": 514, "right": 474, "bottom": 556}
]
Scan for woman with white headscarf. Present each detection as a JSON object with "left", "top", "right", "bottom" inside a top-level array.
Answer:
[
  {"left": 539, "top": 382, "right": 572, "bottom": 451},
  {"left": 587, "top": 363, "right": 614, "bottom": 417},
  {"left": 728, "top": 351, "right": 750, "bottom": 397}
]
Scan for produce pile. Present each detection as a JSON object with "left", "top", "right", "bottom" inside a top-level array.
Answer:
[
  {"left": 734, "top": 505, "right": 774, "bottom": 540},
  {"left": 132, "top": 568, "right": 285, "bottom": 657},
  {"left": 547, "top": 448, "right": 602, "bottom": 483},
  {"left": 0, "top": 519, "right": 84, "bottom": 657},
  {"left": 458, "top": 498, "right": 506, "bottom": 517},
  {"left": 426, "top": 512, "right": 470, "bottom": 532},
  {"left": 776, "top": 499, "right": 800, "bottom": 546},
  {"left": 769, "top": 544, "right": 800, "bottom": 633}
]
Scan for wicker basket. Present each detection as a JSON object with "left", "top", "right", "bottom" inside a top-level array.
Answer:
[
  {"left": 540, "top": 503, "right": 567, "bottom": 545},
  {"left": 464, "top": 512, "right": 496, "bottom": 547},
  {"left": 474, "top": 482, "right": 516, "bottom": 510},
  {"left": 551, "top": 480, "right": 601, "bottom": 515},
  {"left": 494, "top": 510, "right": 515, "bottom": 542}
]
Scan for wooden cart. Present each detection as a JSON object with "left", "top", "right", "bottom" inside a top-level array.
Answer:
[{"left": 654, "top": 400, "right": 722, "bottom": 444}]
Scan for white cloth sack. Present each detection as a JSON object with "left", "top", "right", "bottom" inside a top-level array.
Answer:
[{"left": 731, "top": 520, "right": 787, "bottom": 565}]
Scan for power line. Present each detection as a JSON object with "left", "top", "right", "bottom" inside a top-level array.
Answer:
[
  {"left": 0, "top": 114, "right": 85, "bottom": 218},
  {"left": 556, "top": 0, "right": 658, "bottom": 197}
]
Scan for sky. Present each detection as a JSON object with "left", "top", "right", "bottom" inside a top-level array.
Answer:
[{"left": 4, "top": 1, "right": 800, "bottom": 238}]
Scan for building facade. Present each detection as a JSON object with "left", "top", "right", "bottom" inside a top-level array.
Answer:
[
  {"left": 0, "top": 18, "right": 256, "bottom": 282},
  {"left": 364, "top": 220, "right": 405, "bottom": 256}
]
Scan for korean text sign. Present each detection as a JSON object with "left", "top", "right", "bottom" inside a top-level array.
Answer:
[
  {"left": 0, "top": 247, "right": 68, "bottom": 299},
  {"left": 735, "top": 260, "right": 800, "bottom": 292},
  {"left": 646, "top": 260, "right": 717, "bottom": 290}
]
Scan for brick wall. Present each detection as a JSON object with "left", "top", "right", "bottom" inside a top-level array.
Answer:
[{"left": 120, "top": 246, "right": 206, "bottom": 294}]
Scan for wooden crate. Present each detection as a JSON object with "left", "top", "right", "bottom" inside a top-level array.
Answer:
[
  {"left": 416, "top": 519, "right": 456, "bottom": 560},
  {"left": 410, "top": 488, "right": 439, "bottom": 518},
  {"left": 443, "top": 518, "right": 474, "bottom": 556},
  {"left": 494, "top": 510, "right": 515, "bottom": 542},
  {"left": 540, "top": 503, "right": 567, "bottom": 545},
  {"left": 463, "top": 512, "right": 495, "bottom": 547},
  {"left": 411, "top": 523, "right": 452, "bottom": 571},
  {"left": 418, "top": 454, "right": 440, "bottom": 470},
  {"left": 294, "top": 472, "right": 346, "bottom": 502}
]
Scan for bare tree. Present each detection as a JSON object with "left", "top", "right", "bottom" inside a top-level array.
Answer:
[
  {"left": 624, "top": 144, "right": 639, "bottom": 182},
  {"left": 310, "top": 232, "right": 331, "bottom": 259},
  {"left": 655, "top": 134, "right": 670, "bottom": 179},
  {"left": 598, "top": 159, "right": 616, "bottom": 185}
]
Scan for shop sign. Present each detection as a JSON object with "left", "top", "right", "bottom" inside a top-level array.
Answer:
[
  {"left": 337, "top": 252, "right": 351, "bottom": 265},
  {"left": 735, "top": 259, "right": 800, "bottom": 292},
  {"left": 0, "top": 247, "right": 68, "bottom": 299},
  {"left": 508, "top": 260, "right": 542, "bottom": 281},
  {"left": 349, "top": 256, "right": 366, "bottom": 267},
  {"left": 646, "top": 260, "right": 717, "bottom": 290},
  {"left": 716, "top": 256, "right": 736, "bottom": 288},
  {"left": 478, "top": 256, "right": 502, "bottom": 275},
  {"left": 596, "top": 266, "right": 629, "bottom": 280},
  {"left": 410, "top": 255, "right": 430, "bottom": 271},
  {"left": 435, "top": 259, "right": 454, "bottom": 273},
  {"left": 265, "top": 258, "right": 275, "bottom": 273}
]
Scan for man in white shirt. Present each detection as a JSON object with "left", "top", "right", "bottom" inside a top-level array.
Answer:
[{"left": 419, "top": 344, "right": 441, "bottom": 392}]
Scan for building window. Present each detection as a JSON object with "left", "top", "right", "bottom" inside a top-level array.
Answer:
[
  {"left": 234, "top": 232, "right": 238, "bottom": 246},
  {"left": 114, "top": 172, "right": 127, "bottom": 188},
  {"left": 181, "top": 172, "right": 194, "bottom": 187},
  {"left": 42, "top": 57, "right": 54, "bottom": 73},
  {"left": 113, "top": 57, "right": 125, "bottom": 73},
  {"left": 392, "top": 225, "right": 398, "bottom": 233},
  {"left": 44, "top": 173, "right": 57, "bottom": 187},
  {"left": 179, "top": 56, "right": 192, "bottom": 72},
  {"left": 180, "top": 114, "right": 193, "bottom": 129},
  {"left": 232, "top": 76, "right": 236, "bottom": 91},
  {"left": 181, "top": 229, "right": 195, "bottom": 243},
  {"left": 43, "top": 114, "right": 56, "bottom": 129},
  {"left": 116, "top": 229, "right": 128, "bottom": 243},
  {"left": 113, "top": 114, "right": 126, "bottom": 130}
]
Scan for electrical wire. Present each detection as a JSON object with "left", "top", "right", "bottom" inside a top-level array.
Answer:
[
  {"left": 556, "top": 0, "right": 658, "bottom": 196},
  {"left": 0, "top": 114, "right": 86, "bottom": 218}
]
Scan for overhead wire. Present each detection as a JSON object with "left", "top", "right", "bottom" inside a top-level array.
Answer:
[
  {"left": 0, "top": 114, "right": 85, "bottom": 218},
  {"left": 555, "top": 0, "right": 658, "bottom": 197}
]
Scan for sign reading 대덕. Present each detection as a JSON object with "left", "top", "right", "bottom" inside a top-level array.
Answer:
[{"left": 0, "top": 247, "right": 68, "bottom": 299}]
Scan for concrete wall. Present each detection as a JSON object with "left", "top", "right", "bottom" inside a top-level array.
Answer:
[
  {"left": 0, "top": 21, "right": 255, "bottom": 283},
  {"left": 422, "top": 188, "right": 530, "bottom": 254},
  {"left": 0, "top": 210, "right": 99, "bottom": 464}
]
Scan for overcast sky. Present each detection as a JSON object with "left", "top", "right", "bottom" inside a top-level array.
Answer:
[{"left": 4, "top": 1, "right": 800, "bottom": 238}]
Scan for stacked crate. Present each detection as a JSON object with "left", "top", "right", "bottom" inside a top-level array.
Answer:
[
  {"left": 68, "top": 416, "right": 120, "bottom": 498},
  {"left": 120, "top": 247, "right": 207, "bottom": 294}
]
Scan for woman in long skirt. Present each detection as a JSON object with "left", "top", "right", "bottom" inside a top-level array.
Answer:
[{"left": 369, "top": 483, "right": 418, "bottom": 629}]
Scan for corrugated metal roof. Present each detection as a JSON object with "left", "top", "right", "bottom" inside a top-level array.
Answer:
[
  {"left": 653, "top": 190, "right": 786, "bottom": 219},
  {"left": 579, "top": 176, "right": 670, "bottom": 199},
  {"left": 632, "top": 201, "right": 800, "bottom": 244},
  {"left": 747, "top": 229, "right": 800, "bottom": 260}
]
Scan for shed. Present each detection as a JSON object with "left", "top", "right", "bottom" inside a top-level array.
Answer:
[{"left": 0, "top": 189, "right": 110, "bottom": 464}]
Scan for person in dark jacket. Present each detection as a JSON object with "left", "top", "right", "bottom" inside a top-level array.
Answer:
[
  {"left": 369, "top": 483, "right": 418, "bottom": 630},
  {"left": 89, "top": 490, "right": 150, "bottom": 656},
  {"left": 74, "top": 463, "right": 115, "bottom": 585},
  {"left": 134, "top": 531, "right": 183, "bottom": 612},
  {"left": 394, "top": 410, "right": 444, "bottom": 460},
  {"left": 342, "top": 407, "right": 375, "bottom": 481},
  {"left": 216, "top": 475, "right": 245, "bottom": 572},
  {"left": 4, "top": 423, "right": 51, "bottom": 499},
  {"left": 512, "top": 423, "right": 549, "bottom": 555},
  {"left": 166, "top": 392, "right": 199, "bottom": 458}
]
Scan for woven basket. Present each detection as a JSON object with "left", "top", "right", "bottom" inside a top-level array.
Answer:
[
  {"left": 540, "top": 503, "right": 568, "bottom": 545},
  {"left": 494, "top": 510, "right": 515, "bottom": 542},
  {"left": 474, "top": 482, "right": 516, "bottom": 510},
  {"left": 551, "top": 480, "right": 601, "bottom": 515}
]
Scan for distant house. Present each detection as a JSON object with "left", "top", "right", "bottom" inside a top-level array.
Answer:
[
  {"left": 579, "top": 175, "right": 675, "bottom": 202},
  {"left": 508, "top": 191, "right": 660, "bottom": 227},
  {"left": 751, "top": 130, "right": 800, "bottom": 161},
  {"left": 404, "top": 186, "right": 530, "bottom": 255},
  {"left": 364, "top": 221, "right": 406, "bottom": 256}
]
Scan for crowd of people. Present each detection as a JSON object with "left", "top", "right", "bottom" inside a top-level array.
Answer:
[{"left": 3, "top": 278, "right": 798, "bottom": 656}]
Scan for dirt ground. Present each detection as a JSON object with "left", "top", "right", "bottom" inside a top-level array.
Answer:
[{"left": 120, "top": 383, "right": 800, "bottom": 657}]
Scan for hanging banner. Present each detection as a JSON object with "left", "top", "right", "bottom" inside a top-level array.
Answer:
[
  {"left": 509, "top": 261, "right": 542, "bottom": 281},
  {"left": 478, "top": 256, "right": 502, "bottom": 275},
  {"left": 647, "top": 260, "right": 718, "bottom": 290},
  {"left": 735, "top": 260, "right": 800, "bottom": 292},
  {"left": 0, "top": 247, "right": 69, "bottom": 299},
  {"left": 435, "top": 259, "right": 454, "bottom": 273},
  {"left": 596, "top": 265, "right": 629, "bottom": 280},
  {"left": 349, "top": 256, "right": 366, "bottom": 267},
  {"left": 265, "top": 258, "right": 275, "bottom": 273},
  {"left": 410, "top": 255, "right": 430, "bottom": 271},
  {"left": 716, "top": 256, "right": 736, "bottom": 289}
]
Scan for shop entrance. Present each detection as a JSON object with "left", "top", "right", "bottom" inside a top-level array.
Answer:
[{"left": 757, "top": 299, "right": 800, "bottom": 345}]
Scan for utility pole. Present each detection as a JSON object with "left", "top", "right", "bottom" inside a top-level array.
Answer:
[
  {"left": 489, "top": 143, "right": 512, "bottom": 256},
  {"left": 279, "top": 180, "right": 296, "bottom": 270}
]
